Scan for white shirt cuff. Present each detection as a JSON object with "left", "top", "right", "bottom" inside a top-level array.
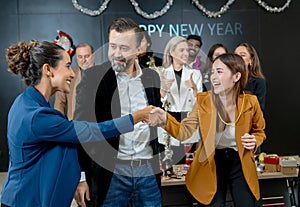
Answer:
[{"left": 80, "top": 171, "right": 86, "bottom": 182}]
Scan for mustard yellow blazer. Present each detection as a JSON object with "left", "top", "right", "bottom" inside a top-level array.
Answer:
[{"left": 164, "top": 91, "right": 266, "bottom": 205}]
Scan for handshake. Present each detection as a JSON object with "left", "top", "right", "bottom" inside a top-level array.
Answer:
[{"left": 132, "top": 106, "right": 167, "bottom": 126}]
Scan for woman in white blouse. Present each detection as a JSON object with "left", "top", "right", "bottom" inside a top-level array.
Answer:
[{"left": 159, "top": 36, "right": 203, "bottom": 165}]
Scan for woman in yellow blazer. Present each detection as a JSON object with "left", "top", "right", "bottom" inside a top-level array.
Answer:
[{"left": 150, "top": 53, "right": 266, "bottom": 206}]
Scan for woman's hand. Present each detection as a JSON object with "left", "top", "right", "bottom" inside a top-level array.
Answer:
[
  {"left": 241, "top": 133, "right": 256, "bottom": 150},
  {"left": 149, "top": 107, "right": 167, "bottom": 127},
  {"left": 160, "top": 72, "right": 175, "bottom": 92},
  {"left": 185, "top": 73, "right": 197, "bottom": 96}
]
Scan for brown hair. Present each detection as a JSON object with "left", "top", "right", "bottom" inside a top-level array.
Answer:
[
  {"left": 211, "top": 53, "right": 248, "bottom": 131},
  {"left": 108, "top": 17, "right": 143, "bottom": 48},
  {"left": 6, "top": 40, "right": 65, "bottom": 86},
  {"left": 204, "top": 43, "right": 228, "bottom": 75},
  {"left": 236, "top": 43, "right": 265, "bottom": 79}
]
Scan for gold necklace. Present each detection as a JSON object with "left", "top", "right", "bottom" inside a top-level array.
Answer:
[{"left": 217, "top": 91, "right": 245, "bottom": 126}]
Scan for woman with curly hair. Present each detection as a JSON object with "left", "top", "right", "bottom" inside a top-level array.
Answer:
[{"left": 0, "top": 40, "right": 152, "bottom": 207}]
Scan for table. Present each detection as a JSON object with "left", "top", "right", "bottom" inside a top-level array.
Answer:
[
  {"left": 161, "top": 167, "right": 298, "bottom": 207},
  {"left": 257, "top": 171, "right": 298, "bottom": 207}
]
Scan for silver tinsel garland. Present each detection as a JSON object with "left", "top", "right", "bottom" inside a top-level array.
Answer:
[
  {"left": 130, "top": 0, "right": 174, "bottom": 19},
  {"left": 72, "top": 0, "right": 292, "bottom": 18},
  {"left": 254, "top": 0, "right": 291, "bottom": 13},
  {"left": 162, "top": 133, "right": 174, "bottom": 172},
  {"left": 192, "top": 0, "right": 235, "bottom": 18}
]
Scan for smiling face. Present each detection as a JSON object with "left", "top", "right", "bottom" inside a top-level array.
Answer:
[
  {"left": 108, "top": 29, "right": 139, "bottom": 73},
  {"left": 50, "top": 50, "right": 74, "bottom": 94},
  {"left": 187, "top": 39, "right": 201, "bottom": 59},
  {"left": 210, "top": 58, "right": 240, "bottom": 95},
  {"left": 170, "top": 41, "right": 189, "bottom": 66},
  {"left": 234, "top": 45, "right": 251, "bottom": 68}
]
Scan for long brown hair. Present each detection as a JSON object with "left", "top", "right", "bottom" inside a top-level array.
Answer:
[
  {"left": 211, "top": 53, "right": 248, "bottom": 132},
  {"left": 204, "top": 43, "right": 228, "bottom": 75},
  {"left": 236, "top": 43, "right": 265, "bottom": 79}
]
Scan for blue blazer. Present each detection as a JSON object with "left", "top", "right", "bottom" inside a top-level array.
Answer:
[{"left": 1, "top": 86, "right": 134, "bottom": 207}]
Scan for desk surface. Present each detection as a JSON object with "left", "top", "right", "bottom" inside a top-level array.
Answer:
[
  {"left": 161, "top": 168, "right": 299, "bottom": 186},
  {"left": 257, "top": 170, "right": 298, "bottom": 179}
]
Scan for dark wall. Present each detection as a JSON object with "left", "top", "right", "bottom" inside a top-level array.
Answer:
[{"left": 0, "top": 0, "right": 299, "bottom": 171}]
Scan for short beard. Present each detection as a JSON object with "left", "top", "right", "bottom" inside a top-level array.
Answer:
[
  {"left": 111, "top": 57, "right": 127, "bottom": 72},
  {"left": 111, "top": 57, "right": 135, "bottom": 73},
  {"left": 111, "top": 62, "right": 127, "bottom": 72}
]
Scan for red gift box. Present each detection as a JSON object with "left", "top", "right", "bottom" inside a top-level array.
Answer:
[{"left": 264, "top": 156, "right": 279, "bottom": 164}]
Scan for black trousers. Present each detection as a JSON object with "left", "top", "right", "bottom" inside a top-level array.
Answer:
[
  {"left": 1, "top": 204, "right": 9, "bottom": 207},
  {"left": 203, "top": 148, "right": 256, "bottom": 207}
]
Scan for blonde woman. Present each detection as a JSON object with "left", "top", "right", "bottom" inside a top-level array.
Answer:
[{"left": 159, "top": 36, "right": 203, "bottom": 165}]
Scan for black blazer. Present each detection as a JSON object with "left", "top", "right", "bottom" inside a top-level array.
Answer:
[
  {"left": 245, "top": 76, "right": 266, "bottom": 112},
  {"left": 74, "top": 62, "right": 163, "bottom": 206},
  {"left": 138, "top": 51, "right": 162, "bottom": 69}
]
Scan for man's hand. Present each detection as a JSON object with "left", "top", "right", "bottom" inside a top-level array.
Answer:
[
  {"left": 74, "top": 181, "right": 90, "bottom": 207},
  {"left": 149, "top": 107, "right": 167, "bottom": 127},
  {"left": 132, "top": 105, "right": 155, "bottom": 124}
]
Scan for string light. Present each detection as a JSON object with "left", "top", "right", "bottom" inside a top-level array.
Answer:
[{"left": 72, "top": 0, "right": 292, "bottom": 18}]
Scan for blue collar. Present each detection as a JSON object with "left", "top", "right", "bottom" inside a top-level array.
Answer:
[{"left": 26, "top": 86, "right": 51, "bottom": 108}]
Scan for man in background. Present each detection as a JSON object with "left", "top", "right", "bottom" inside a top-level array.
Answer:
[
  {"left": 187, "top": 34, "right": 207, "bottom": 92},
  {"left": 187, "top": 34, "right": 204, "bottom": 71},
  {"left": 54, "top": 43, "right": 95, "bottom": 119}
]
